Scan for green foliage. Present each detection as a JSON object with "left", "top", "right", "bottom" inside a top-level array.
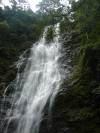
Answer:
[
  {"left": 60, "top": 18, "right": 72, "bottom": 33},
  {"left": 0, "top": 7, "right": 51, "bottom": 49},
  {"left": 38, "top": 0, "right": 66, "bottom": 25},
  {"left": 71, "top": 0, "right": 100, "bottom": 86},
  {"left": 0, "top": 21, "right": 10, "bottom": 39},
  {"left": 0, "top": 21, "right": 9, "bottom": 30},
  {"left": 66, "top": 107, "right": 94, "bottom": 121},
  {"left": 58, "top": 1, "right": 100, "bottom": 132},
  {"left": 45, "top": 26, "right": 55, "bottom": 42},
  {"left": 72, "top": 0, "right": 100, "bottom": 39}
]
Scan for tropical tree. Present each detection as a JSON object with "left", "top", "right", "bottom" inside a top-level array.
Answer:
[
  {"left": 38, "top": 0, "right": 61, "bottom": 13},
  {"left": 38, "top": 0, "right": 66, "bottom": 25},
  {"left": 70, "top": 0, "right": 100, "bottom": 42}
]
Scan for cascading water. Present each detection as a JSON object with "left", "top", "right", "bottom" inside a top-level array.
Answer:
[{"left": 0, "top": 24, "right": 63, "bottom": 133}]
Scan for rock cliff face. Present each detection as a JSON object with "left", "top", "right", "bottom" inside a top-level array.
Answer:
[
  {"left": 0, "top": 43, "right": 32, "bottom": 95},
  {"left": 39, "top": 32, "right": 80, "bottom": 133},
  {"left": 51, "top": 32, "right": 80, "bottom": 133},
  {"left": 0, "top": 31, "right": 80, "bottom": 133},
  {"left": 1, "top": 30, "right": 100, "bottom": 133},
  {"left": 50, "top": 32, "right": 100, "bottom": 133},
  {"left": 0, "top": 48, "right": 17, "bottom": 96}
]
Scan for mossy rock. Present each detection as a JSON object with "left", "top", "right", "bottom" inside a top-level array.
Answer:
[
  {"left": 73, "top": 43, "right": 100, "bottom": 82},
  {"left": 45, "top": 26, "right": 55, "bottom": 43},
  {"left": 92, "top": 86, "right": 100, "bottom": 94},
  {"left": 65, "top": 107, "right": 95, "bottom": 122}
]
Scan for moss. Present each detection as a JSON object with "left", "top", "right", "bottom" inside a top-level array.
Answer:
[
  {"left": 60, "top": 41, "right": 100, "bottom": 132},
  {"left": 92, "top": 86, "right": 100, "bottom": 94},
  {"left": 73, "top": 43, "right": 100, "bottom": 82},
  {"left": 45, "top": 26, "right": 55, "bottom": 43},
  {"left": 60, "top": 19, "right": 72, "bottom": 33},
  {"left": 66, "top": 107, "right": 95, "bottom": 121}
]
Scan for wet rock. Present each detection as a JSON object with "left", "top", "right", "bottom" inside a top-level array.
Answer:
[{"left": 0, "top": 82, "right": 6, "bottom": 96}]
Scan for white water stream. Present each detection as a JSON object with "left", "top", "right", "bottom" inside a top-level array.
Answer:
[{"left": 1, "top": 24, "right": 63, "bottom": 133}]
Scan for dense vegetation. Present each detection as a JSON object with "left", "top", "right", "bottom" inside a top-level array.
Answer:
[
  {"left": 0, "top": 0, "right": 100, "bottom": 132},
  {"left": 0, "top": 7, "right": 52, "bottom": 50},
  {"left": 58, "top": 0, "right": 100, "bottom": 132},
  {"left": 0, "top": 4, "right": 55, "bottom": 90}
]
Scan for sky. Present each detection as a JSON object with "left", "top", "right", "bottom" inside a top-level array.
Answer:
[
  {"left": 1, "top": 0, "right": 78, "bottom": 12},
  {"left": 1, "top": 0, "right": 42, "bottom": 11},
  {"left": 27, "top": 0, "right": 42, "bottom": 11}
]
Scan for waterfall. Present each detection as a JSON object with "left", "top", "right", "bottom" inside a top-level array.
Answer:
[{"left": 1, "top": 24, "right": 63, "bottom": 133}]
